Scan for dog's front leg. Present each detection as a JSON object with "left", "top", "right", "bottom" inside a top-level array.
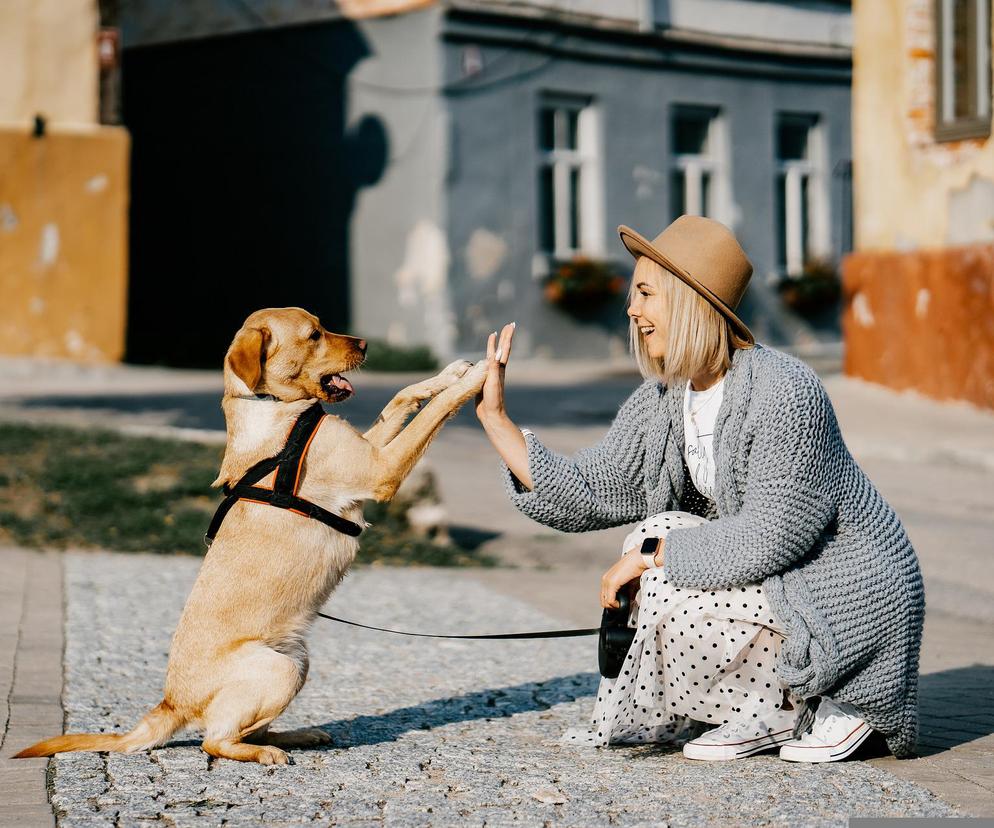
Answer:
[
  {"left": 362, "top": 359, "right": 474, "bottom": 448},
  {"left": 371, "top": 361, "right": 488, "bottom": 501}
]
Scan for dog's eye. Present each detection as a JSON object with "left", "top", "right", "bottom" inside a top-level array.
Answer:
[{"left": 309, "top": 330, "right": 321, "bottom": 342}]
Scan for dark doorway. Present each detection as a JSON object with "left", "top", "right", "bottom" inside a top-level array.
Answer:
[{"left": 122, "top": 20, "right": 386, "bottom": 366}]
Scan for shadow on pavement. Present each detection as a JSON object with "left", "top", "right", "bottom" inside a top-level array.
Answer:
[
  {"left": 915, "top": 664, "right": 994, "bottom": 756},
  {"left": 13, "top": 378, "right": 640, "bottom": 433},
  {"left": 155, "top": 666, "right": 991, "bottom": 758},
  {"left": 312, "top": 672, "right": 599, "bottom": 749}
]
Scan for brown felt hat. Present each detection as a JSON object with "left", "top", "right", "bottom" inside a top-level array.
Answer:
[{"left": 619, "top": 215, "right": 755, "bottom": 346}]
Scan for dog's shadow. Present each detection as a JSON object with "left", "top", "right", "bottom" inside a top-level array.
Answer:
[{"left": 311, "top": 672, "right": 598, "bottom": 750}]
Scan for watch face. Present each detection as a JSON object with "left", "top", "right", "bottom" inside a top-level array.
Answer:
[{"left": 640, "top": 536, "right": 660, "bottom": 555}]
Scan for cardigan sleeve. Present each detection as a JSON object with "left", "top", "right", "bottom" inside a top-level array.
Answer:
[
  {"left": 497, "top": 379, "right": 659, "bottom": 533},
  {"left": 662, "top": 371, "right": 839, "bottom": 590}
]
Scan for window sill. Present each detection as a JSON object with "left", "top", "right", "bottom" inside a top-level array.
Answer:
[{"left": 934, "top": 119, "right": 992, "bottom": 143}]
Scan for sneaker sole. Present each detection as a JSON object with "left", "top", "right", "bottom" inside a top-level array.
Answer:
[
  {"left": 778, "top": 722, "right": 873, "bottom": 763},
  {"left": 682, "top": 728, "right": 795, "bottom": 761}
]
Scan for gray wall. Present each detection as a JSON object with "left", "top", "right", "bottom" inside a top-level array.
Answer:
[
  {"left": 440, "top": 15, "right": 852, "bottom": 359},
  {"left": 343, "top": 8, "right": 456, "bottom": 360}
]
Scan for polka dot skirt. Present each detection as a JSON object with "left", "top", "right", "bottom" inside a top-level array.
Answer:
[{"left": 563, "top": 511, "right": 790, "bottom": 748}]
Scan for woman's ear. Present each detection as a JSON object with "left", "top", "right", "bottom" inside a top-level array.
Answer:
[{"left": 225, "top": 326, "right": 269, "bottom": 392}]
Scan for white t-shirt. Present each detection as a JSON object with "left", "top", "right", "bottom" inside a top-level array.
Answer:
[{"left": 683, "top": 376, "right": 725, "bottom": 500}]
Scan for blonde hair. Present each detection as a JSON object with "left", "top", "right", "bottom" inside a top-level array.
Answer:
[{"left": 627, "top": 256, "right": 752, "bottom": 385}]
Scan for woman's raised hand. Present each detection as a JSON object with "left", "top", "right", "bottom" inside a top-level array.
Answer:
[{"left": 475, "top": 322, "right": 515, "bottom": 425}]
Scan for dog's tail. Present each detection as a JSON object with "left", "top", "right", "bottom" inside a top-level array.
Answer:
[{"left": 13, "top": 700, "right": 185, "bottom": 758}]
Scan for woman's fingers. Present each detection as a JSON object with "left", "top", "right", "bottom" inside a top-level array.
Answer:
[
  {"left": 491, "top": 322, "right": 515, "bottom": 365},
  {"left": 600, "top": 575, "right": 620, "bottom": 609},
  {"left": 498, "top": 322, "right": 515, "bottom": 365}
]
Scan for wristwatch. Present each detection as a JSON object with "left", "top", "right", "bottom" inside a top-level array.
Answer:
[{"left": 640, "top": 536, "right": 662, "bottom": 569}]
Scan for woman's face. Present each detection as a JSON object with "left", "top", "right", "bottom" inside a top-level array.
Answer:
[{"left": 627, "top": 264, "right": 669, "bottom": 360}]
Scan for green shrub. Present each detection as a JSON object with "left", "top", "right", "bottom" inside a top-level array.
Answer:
[{"left": 359, "top": 338, "right": 439, "bottom": 372}]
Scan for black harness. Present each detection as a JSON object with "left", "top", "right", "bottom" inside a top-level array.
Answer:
[{"left": 205, "top": 402, "right": 363, "bottom": 546}]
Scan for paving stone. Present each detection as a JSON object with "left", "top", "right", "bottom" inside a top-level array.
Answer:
[{"left": 47, "top": 551, "right": 960, "bottom": 826}]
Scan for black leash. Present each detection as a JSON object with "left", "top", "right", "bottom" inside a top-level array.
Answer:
[
  {"left": 315, "top": 594, "right": 634, "bottom": 681},
  {"left": 315, "top": 610, "right": 599, "bottom": 640}
]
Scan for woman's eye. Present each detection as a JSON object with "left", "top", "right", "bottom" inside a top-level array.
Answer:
[
  {"left": 639, "top": 291, "right": 649, "bottom": 297},
  {"left": 309, "top": 330, "right": 321, "bottom": 342}
]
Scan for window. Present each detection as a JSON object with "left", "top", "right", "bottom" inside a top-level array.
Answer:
[
  {"left": 775, "top": 113, "right": 829, "bottom": 277},
  {"left": 537, "top": 96, "right": 602, "bottom": 259},
  {"left": 935, "top": 0, "right": 992, "bottom": 141},
  {"left": 670, "top": 105, "right": 721, "bottom": 220}
]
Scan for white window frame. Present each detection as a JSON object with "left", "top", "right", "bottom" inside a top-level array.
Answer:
[
  {"left": 776, "top": 113, "right": 830, "bottom": 277},
  {"left": 537, "top": 96, "right": 603, "bottom": 261},
  {"left": 935, "top": 0, "right": 992, "bottom": 141},
  {"left": 670, "top": 105, "right": 731, "bottom": 225}
]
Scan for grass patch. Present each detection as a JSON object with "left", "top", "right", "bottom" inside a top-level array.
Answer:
[{"left": 0, "top": 422, "right": 494, "bottom": 566}]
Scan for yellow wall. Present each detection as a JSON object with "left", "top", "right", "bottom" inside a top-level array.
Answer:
[
  {"left": 852, "top": 0, "right": 994, "bottom": 251},
  {"left": 0, "top": 0, "right": 98, "bottom": 125},
  {"left": 0, "top": 127, "right": 129, "bottom": 361}
]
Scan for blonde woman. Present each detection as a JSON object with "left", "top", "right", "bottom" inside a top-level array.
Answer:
[{"left": 475, "top": 216, "right": 924, "bottom": 762}]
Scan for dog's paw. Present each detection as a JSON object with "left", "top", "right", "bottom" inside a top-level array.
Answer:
[
  {"left": 256, "top": 745, "right": 291, "bottom": 765},
  {"left": 299, "top": 728, "right": 333, "bottom": 748},
  {"left": 267, "top": 727, "right": 333, "bottom": 749},
  {"left": 463, "top": 358, "right": 489, "bottom": 389},
  {"left": 438, "top": 359, "right": 473, "bottom": 384}
]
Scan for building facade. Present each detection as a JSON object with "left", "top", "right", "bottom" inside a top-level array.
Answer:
[
  {"left": 844, "top": 0, "right": 993, "bottom": 410},
  {"left": 0, "top": 0, "right": 129, "bottom": 361},
  {"left": 118, "top": 0, "right": 852, "bottom": 365}
]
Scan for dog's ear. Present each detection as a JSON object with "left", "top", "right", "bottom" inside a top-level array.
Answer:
[{"left": 226, "top": 326, "right": 269, "bottom": 392}]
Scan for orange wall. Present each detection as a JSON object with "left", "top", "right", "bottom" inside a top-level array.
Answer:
[
  {"left": 843, "top": 242, "right": 994, "bottom": 410},
  {"left": 0, "top": 126, "right": 129, "bottom": 361}
]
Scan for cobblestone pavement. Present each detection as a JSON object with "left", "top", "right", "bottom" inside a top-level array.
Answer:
[{"left": 50, "top": 553, "right": 958, "bottom": 827}]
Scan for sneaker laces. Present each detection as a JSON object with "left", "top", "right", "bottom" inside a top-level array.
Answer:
[{"left": 806, "top": 697, "right": 860, "bottom": 742}]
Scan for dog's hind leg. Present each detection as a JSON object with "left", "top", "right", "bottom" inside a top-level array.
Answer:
[
  {"left": 245, "top": 725, "right": 332, "bottom": 749},
  {"left": 200, "top": 645, "right": 304, "bottom": 765}
]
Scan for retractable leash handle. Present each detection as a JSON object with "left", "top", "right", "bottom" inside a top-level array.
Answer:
[{"left": 598, "top": 590, "right": 636, "bottom": 679}]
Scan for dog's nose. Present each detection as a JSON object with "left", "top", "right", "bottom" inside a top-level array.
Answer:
[{"left": 357, "top": 339, "right": 367, "bottom": 353}]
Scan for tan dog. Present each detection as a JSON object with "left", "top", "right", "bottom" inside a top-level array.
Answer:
[{"left": 16, "top": 307, "right": 488, "bottom": 765}]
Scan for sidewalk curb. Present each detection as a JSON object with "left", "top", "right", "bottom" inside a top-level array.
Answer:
[{"left": 0, "top": 549, "right": 63, "bottom": 828}]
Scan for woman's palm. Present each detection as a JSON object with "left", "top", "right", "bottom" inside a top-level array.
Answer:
[{"left": 475, "top": 323, "right": 515, "bottom": 420}]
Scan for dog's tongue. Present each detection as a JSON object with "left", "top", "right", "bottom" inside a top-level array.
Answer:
[{"left": 330, "top": 374, "right": 353, "bottom": 394}]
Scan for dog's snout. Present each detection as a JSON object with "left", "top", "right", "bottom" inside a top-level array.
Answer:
[{"left": 356, "top": 339, "right": 367, "bottom": 354}]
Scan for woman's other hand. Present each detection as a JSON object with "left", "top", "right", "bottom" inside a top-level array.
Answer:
[
  {"left": 600, "top": 544, "right": 664, "bottom": 609},
  {"left": 475, "top": 322, "right": 515, "bottom": 425}
]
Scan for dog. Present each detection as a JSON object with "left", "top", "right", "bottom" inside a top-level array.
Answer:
[{"left": 16, "top": 307, "right": 489, "bottom": 765}]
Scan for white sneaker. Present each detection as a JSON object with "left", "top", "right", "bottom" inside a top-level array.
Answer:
[
  {"left": 778, "top": 696, "right": 873, "bottom": 763},
  {"left": 682, "top": 708, "right": 797, "bottom": 761}
]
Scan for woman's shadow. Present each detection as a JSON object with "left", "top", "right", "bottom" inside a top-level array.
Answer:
[
  {"left": 302, "top": 664, "right": 993, "bottom": 757},
  {"left": 913, "top": 664, "right": 994, "bottom": 756}
]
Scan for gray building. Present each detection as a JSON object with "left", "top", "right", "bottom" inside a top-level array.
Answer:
[{"left": 118, "top": 0, "right": 852, "bottom": 365}]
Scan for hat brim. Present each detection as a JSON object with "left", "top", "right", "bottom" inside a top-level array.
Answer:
[{"left": 619, "top": 224, "right": 755, "bottom": 346}]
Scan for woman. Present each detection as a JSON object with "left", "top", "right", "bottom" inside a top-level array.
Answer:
[{"left": 475, "top": 215, "right": 925, "bottom": 763}]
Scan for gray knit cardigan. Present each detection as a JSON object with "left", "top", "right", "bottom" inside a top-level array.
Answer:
[{"left": 499, "top": 342, "right": 925, "bottom": 758}]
